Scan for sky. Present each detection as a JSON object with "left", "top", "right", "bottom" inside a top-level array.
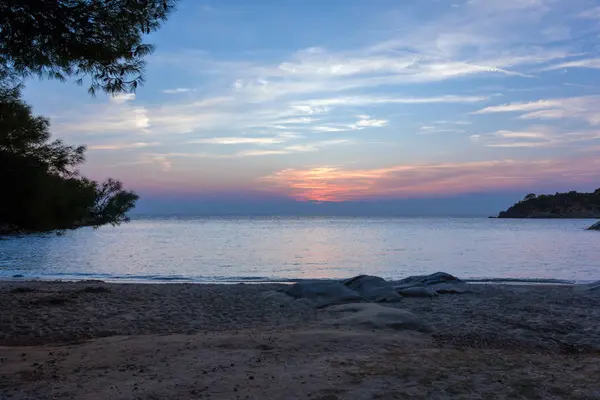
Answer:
[{"left": 22, "top": 0, "right": 600, "bottom": 215}]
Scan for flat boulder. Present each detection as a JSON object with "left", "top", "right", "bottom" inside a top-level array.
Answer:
[
  {"left": 395, "top": 271, "right": 462, "bottom": 288},
  {"left": 393, "top": 272, "right": 468, "bottom": 295},
  {"left": 342, "top": 275, "right": 402, "bottom": 303},
  {"left": 285, "top": 281, "right": 365, "bottom": 308},
  {"left": 323, "top": 303, "right": 432, "bottom": 333}
]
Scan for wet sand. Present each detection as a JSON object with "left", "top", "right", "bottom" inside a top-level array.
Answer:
[{"left": 1, "top": 281, "right": 599, "bottom": 399}]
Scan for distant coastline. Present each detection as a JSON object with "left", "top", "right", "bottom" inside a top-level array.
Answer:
[{"left": 497, "top": 189, "right": 600, "bottom": 219}]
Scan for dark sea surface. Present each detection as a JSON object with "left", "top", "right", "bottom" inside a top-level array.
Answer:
[{"left": 1, "top": 217, "right": 598, "bottom": 283}]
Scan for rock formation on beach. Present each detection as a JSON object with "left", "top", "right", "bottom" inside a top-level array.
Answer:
[
  {"left": 284, "top": 272, "right": 465, "bottom": 308},
  {"left": 281, "top": 272, "right": 467, "bottom": 332}
]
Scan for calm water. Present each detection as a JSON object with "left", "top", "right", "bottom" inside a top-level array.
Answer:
[{"left": 0, "top": 217, "right": 598, "bottom": 283}]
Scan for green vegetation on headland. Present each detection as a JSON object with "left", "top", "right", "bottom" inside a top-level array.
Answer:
[
  {"left": 497, "top": 189, "right": 600, "bottom": 219},
  {"left": 0, "top": 0, "right": 177, "bottom": 234}
]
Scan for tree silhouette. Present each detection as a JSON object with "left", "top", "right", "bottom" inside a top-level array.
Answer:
[
  {"left": 0, "top": 85, "right": 138, "bottom": 233},
  {"left": 0, "top": 1, "right": 177, "bottom": 233},
  {"left": 0, "top": 0, "right": 177, "bottom": 95}
]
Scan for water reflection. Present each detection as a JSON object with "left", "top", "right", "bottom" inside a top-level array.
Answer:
[{"left": 0, "top": 217, "right": 597, "bottom": 282}]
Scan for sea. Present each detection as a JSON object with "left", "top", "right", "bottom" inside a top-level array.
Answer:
[{"left": 0, "top": 217, "right": 598, "bottom": 283}]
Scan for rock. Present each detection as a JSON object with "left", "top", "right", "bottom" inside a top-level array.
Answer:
[
  {"left": 342, "top": 275, "right": 402, "bottom": 303},
  {"left": 323, "top": 303, "right": 432, "bottom": 333},
  {"left": 261, "top": 291, "right": 294, "bottom": 302},
  {"left": 587, "top": 221, "right": 600, "bottom": 231},
  {"left": 12, "top": 274, "right": 24, "bottom": 278},
  {"left": 285, "top": 281, "right": 365, "bottom": 308},
  {"left": 395, "top": 271, "right": 462, "bottom": 288},
  {"left": 580, "top": 281, "right": 600, "bottom": 292},
  {"left": 393, "top": 272, "right": 468, "bottom": 295},
  {"left": 397, "top": 286, "right": 438, "bottom": 298}
]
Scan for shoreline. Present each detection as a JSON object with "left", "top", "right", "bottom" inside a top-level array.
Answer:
[{"left": 0, "top": 275, "right": 587, "bottom": 285}]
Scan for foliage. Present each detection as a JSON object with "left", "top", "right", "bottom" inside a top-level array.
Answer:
[
  {"left": 0, "top": 0, "right": 177, "bottom": 95},
  {"left": 0, "top": 85, "right": 138, "bottom": 233},
  {"left": 0, "top": 1, "right": 178, "bottom": 233},
  {"left": 498, "top": 189, "right": 600, "bottom": 218}
]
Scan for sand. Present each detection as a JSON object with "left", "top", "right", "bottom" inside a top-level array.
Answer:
[{"left": 1, "top": 280, "right": 600, "bottom": 399}]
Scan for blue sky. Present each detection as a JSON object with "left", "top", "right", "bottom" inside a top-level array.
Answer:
[{"left": 22, "top": 0, "right": 600, "bottom": 210}]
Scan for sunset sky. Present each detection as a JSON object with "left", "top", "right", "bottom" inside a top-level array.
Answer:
[{"left": 22, "top": 0, "right": 600, "bottom": 213}]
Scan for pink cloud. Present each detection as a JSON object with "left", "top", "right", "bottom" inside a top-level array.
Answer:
[{"left": 260, "top": 157, "right": 600, "bottom": 202}]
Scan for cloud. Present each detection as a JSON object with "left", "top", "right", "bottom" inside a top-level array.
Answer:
[
  {"left": 169, "top": 1, "right": 575, "bottom": 105},
  {"left": 236, "top": 139, "right": 352, "bottom": 156},
  {"left": 162, "top": 88, "right": 195, "bottom": 94},
  {"left": 237, "top": 149, "right": 292, "bottom": 157},
  {"left": 50, "top": 0, "right": 600, "bottom": 196},
  {"left": 356, "top": 118, "right": 388, "bottom": 128},
  {"left": 88, "top": 142, "right": 161, "bottom": 151},
  {"left": 260, "top": 157, "right": 600, "bottom": 202},
  {"left": 56, "top": 101, "right": 150, "bottom": 135},
  {"left": 147, "top": 139, "right": 352, "bottom": 162},
  {"left": 269, "top": 117, "right": 320, "bottom": 125},
  {"left": 57, "top": 90, "right": 483, "bottom": 145},
  {"left": 110, "top": 93, "right": 136, "bottom": 104},
  {"left": 541, "top": 58, "right": 600, "bottom": 71},
  {"left": 470, "top": 126, "right": 600, "bottom": 148},
  {"left": 119, "top": 154, "right": 173, "bottom": 171},
  {"left": 579, "top": 6, "right": 600, "bottom": 19},
  {"left": 418, "top": 127, "right": 465, "bottom": 135},
  {"left": 311, "top": 115, "right": 389, "bottom": 132},
  {"left": 471, "top": 96, "right": 600, "bottom": 125},
  {"left": 311, "top": 126, "right": 353, "bottom": 132},
  {"left": 433, "top": 120, "right": 472, "bottom": 125},
  {"left": 416, "top": 120, "right": 471, "bottom": 135},
  {"left": 294, "top": 95, "right": 487, "bottom": 108},
  {"left": 187, "top": 137, "right": 285, "bottom": 145}
]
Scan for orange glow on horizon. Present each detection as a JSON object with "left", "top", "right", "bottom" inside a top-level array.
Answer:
[{"left": 260, "top": 157, "right": 600, "bottom": 202}]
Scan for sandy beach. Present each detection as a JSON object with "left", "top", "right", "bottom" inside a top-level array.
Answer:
[{"left": 1, "top": 279, "right": 600, "bottom": 399}]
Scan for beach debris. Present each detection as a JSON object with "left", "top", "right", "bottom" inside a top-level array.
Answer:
[
  {"left": 342, "top": 275, "right": 402, "bottom": 303},
  {"left": 285, "top": 281, "right": 365, "bottom": 308},
  {"left": 323, "top": 303, "right": 432, "bottom": 333}
]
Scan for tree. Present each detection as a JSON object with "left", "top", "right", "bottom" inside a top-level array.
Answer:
[
  {"left": 0, "top": 1, "right": 177, "bottom": 233},
  {"left": 0, "top": 85, "right": 138, "bottom": 233},
  {"left": 523, "top": 193, "right": 537, "bottom": 202},
  {"left": 0, "top": 0, "right": 177, "bottom": 95},
  {"left": 0, "top": 83, "right": 85, "bottom": 175}
]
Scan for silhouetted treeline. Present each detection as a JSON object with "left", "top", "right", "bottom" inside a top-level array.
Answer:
[{"left": 498, "top": 189, "right": 600, "bottom": 218}]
